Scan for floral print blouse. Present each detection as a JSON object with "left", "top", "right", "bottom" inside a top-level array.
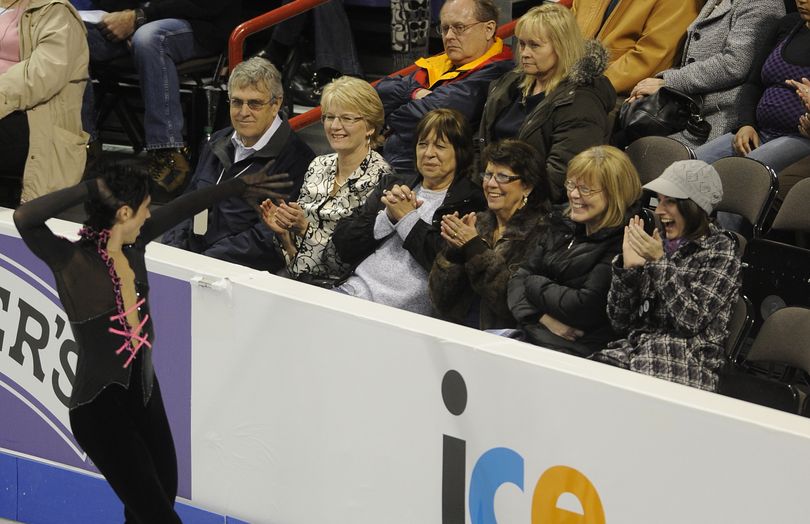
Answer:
[{"left": 286, "top": 149, "right": 393, "bottom": 280}]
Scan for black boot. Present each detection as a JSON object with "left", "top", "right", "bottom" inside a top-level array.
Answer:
[{"left": 146, "top": 147, "right": 190, "bottom": 194}]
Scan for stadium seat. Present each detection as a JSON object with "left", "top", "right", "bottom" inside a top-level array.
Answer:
[
  {"left": 712, "top": 157, "right": 778, "bottom": 239},
  {"left": 625, "top": 136, "right": 695, "bottom": 186},
  {"left": 91, "top": 53, "right": 224, "bottom": 162},
  {"left": 718, "top": 306, "right": 810, "bottom": 415}
]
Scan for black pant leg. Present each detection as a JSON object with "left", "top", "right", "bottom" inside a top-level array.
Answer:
[
  {"left": 0, "top": 111, "right": 29, "bottom": 208},
  {"left": 70, "top": 383, "right": 181, "bottom": 524}
]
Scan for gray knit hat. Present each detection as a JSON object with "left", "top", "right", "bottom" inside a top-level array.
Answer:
[{"left": 643, "top": 160, "right": 723, "bottom": 215}]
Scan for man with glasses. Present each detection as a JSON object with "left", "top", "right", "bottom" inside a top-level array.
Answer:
[
  {"left": 376, "top": 0, "right": 512, "bottom": 173},
  {"left": 161, "top": 57, "right": 314, "bottom": 271}
]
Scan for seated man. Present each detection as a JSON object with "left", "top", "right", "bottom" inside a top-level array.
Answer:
[
  {"left": 377, "top": 0, "right": 513, "bottom": 173},
  {"left": 161, "top": 57, "right": 314, "bottom": 271},
  {"left": 82, "top": 0, "right": 243, "bottom": 191},
  {"left": 572, "top": 0, "right": 700, "bottom": 96}
]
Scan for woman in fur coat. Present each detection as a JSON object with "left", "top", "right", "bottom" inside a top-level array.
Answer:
[{"left": 429, "top": 139, "right": 551, "bottom": 329}]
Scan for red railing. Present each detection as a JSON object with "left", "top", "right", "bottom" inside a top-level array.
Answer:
[{"left": 228, "top": 3, "right": 517, "bottom": 131}]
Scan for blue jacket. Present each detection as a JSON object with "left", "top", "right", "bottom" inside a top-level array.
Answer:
[
  {"left": 376, "top": 40, "right": 513, "bottom": 173},
  {"left": 161, "top": 122, "right": 314, "bottom": 271}
]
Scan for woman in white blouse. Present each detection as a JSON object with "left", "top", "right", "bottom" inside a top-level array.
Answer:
[{"left": 261, "top": 76, "right": 393, "bottom": 284}]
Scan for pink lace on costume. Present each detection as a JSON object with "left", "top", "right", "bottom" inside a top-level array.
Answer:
[{"left": 79, "top": 226, "right": 152, "bottom": 368}]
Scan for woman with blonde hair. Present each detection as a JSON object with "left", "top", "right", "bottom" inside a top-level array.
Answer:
[
  {"left": 507, "top": 145, "right": 641, "bottom": 356},
  {"left": 261, "top": 76, "right": 393, "bottom": 284},
  {"left": 479, "top": 2, "right": 615, "bottom": 203}
]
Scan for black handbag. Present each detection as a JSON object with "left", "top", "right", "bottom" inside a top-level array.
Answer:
[{"left": 617, "top": 86, "right": 711, "bottom": 145}]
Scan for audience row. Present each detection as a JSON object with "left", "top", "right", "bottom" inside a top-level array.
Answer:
[{"left": 7, "top": 0, "right": 810, "bottom": 394}]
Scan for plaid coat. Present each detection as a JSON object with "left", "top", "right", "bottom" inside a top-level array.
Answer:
[{"left": 592, "top": 225, "right": 740, "bottom": 391}]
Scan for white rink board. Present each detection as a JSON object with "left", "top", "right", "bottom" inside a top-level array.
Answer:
[{"left": 4, "top": 208, "right": 810, "bottom": 523}]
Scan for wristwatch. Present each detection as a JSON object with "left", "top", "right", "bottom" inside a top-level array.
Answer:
[{"left": 133, "top": 8, "right": 147, "bottom": 29}]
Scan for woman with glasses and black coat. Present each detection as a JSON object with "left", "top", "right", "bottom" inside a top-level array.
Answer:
[
  {"left": 429, "top": 139, "right": 550, "bottom": 330},
  {"left": 507, "top": 146, "right": 641, "bottom": 357}
]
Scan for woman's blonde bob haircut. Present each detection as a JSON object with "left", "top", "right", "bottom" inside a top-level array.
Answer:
[
  {"left": 320, "top": 76, "right": 386, "bottom": 149},
  {"left": 565, "top": 146, "right": 641, "bottom": 234},
  {"left": 515, "top": 3, "right": 586, "bottom": 97}
]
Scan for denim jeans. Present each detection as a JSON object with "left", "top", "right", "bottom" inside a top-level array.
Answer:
[
  {"left": 694, "top": 130, "right": 810, "bottom": 173},
  {"left": 83, "top": 19, "right": 209, "bottom": 150}
]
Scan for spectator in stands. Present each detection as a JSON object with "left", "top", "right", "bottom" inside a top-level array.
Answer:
[
  {"left": 507, "top": 146, "right": 641, "bottom": 357},
  {"left": 627, "top": 0, "right": 785, "bottom": 148},
  {"left": 82, "top": 1, "right": 243, "bottom": 192},
  {"left": 572, "top": 0, "right": 701, "bottom": 96},
  {"left": 161, "top": 57, "right": 314, "bottom": 271},
  {"left": 429, "top": 139, "right": 550, "bottom": 330},
  {"left": 376, "top": 0, "right": 513, "bottom": 173},
  {"left": 479, "top": 3, "right": 616, "bottom": 203},
  {"left": 0, "top": 0, "right": 88, "bottom": 208},
  {"left": 695, "top": 11, "right": 810, "bottom": 173},
  {"left": 592, "top": 160, "right": 740, "bottom": 392},
  {"left": 259, "top": 76, "right": 393, "bottom": 285},
  {"left": 333, "top": 108, "right": 486, "bottom": 315}
]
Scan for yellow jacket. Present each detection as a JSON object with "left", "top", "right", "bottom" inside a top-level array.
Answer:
[
  {"left": 573, "top": 0, "right": 701, "bottom": 95},
  {"left": 0, "top": 0, "right": 88, "bottom": 202}
]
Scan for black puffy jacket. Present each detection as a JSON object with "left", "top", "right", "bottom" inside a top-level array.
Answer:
[{"left": 506, "top": 209, "right": 629, "bottom": 356}]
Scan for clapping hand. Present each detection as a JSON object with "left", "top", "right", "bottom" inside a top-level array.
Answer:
[
  {"left": 382, "top": 184, "right": 421, "bottom": 223},
  {"left": 259, "top": 199, "right": 286, "bottom": 235},
  {"left": 622, "top": 215, "right": 663, "bottom": 268},
  {"left": 274, "top": 200, "right": 309, "bottom": 236},
  {"left": 440, "top": 212, "right": 478, "bottom": 248}
]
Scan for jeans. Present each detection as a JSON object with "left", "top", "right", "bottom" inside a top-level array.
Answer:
[
  {"left": 694, "top": 130, "right": 810, "bottom": 173},
  {"left": 83, "top": 19, "right": 209, "bottom": 149}
]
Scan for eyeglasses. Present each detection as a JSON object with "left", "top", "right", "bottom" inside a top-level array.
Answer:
[
  {"left": 564, "top": 179, "right": 604, "bottom": 197},
  {"left": 321, "top": 114, "right": 365, "bottom": 126},
  {"left": 435, "top": 20, "right": 486, "bottom": 37},
  {"left": 482, "top": 171, "right": 522, "bottom": 184},
  {"left": 228, "top": 97, "right": 276, "bottom": 111}
]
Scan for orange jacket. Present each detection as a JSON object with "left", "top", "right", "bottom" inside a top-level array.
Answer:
[{"left": 573, "top": 0, "right": 701, "bottom": 95}]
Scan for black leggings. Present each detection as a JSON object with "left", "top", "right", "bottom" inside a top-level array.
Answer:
[
  {"left": 69, "top": 366, "right": 181, "bottom": 524},
  {"left": 0, "top": 110, "right": 29, "bottom": 208}
]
